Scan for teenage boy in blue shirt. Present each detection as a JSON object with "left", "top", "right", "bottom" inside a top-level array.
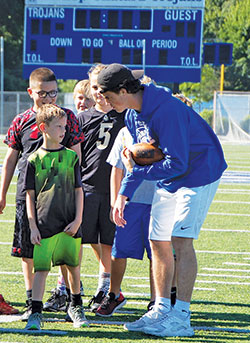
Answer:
[{"left": 97, "top": 63, "right": 227, "bottom": 338}]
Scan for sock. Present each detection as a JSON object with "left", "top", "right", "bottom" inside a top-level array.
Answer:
[
  {"left": 71, "top": 293, "right": 82, "bottom": 307},
  {"left": 171, "top": 287, "right": 177, "bottom": 306},
  {"left": 96, "top": 272, "right": 110, "bottom": 295},
  {"left": 109, "top": 292, "right": 120, "bottom": 299},
  {"left": 174, "top": 299, "right": 190, "bottom": 314},
  {"left": 32, "top": 300, "right": 43, "bottom": 314},
  {"left": 66, "top": 287, "right": 71, "bottom": 303},
  {"left": 56, "top": 275, "right": 66, "bottom": 294},
  {"left": 154, "top": 297, "right": 171, "bottom": 313},
  {"left": 26, "top": 289, "right": 32, "bottom": 301}
]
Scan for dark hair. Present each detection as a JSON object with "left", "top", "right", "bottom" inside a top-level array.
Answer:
[
  {"left": 29, "top": 68, "right": 57, "bottom": 88},
  {"left": 103, "top": 79, "right": 143, "bottom": 94}
]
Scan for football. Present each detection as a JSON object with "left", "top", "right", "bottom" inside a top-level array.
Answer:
[{"left": 129, "top": 142, "right": 165, "bottom": 166}]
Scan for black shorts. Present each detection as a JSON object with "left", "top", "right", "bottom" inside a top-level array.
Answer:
[
  {"left": 11, "top": 200, "right": 34, "bottom": 259},
  {"left": 81, "top": 192, "right": 115, "bottom": 246}
]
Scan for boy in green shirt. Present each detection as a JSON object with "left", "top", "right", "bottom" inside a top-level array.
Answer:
[{"left": 24, "top": 104, "right": 88, "bottom": 330}]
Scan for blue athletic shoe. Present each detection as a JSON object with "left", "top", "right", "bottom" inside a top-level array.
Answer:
[{"left": 25, "top": 312, "right": 43, "bottom": 330}]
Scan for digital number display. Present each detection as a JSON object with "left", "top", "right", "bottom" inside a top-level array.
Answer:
[{"left": 23, "top": 0, "right": 205, "bottom": 83}]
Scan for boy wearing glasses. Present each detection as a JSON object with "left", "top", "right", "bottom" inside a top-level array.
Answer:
[{"left": 0, "top": 67, "right": 84, "bottom": 320}]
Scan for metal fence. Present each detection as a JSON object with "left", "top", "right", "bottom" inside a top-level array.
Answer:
[{"left": 0, "top": 91, "right": 75, "bottom": 134}]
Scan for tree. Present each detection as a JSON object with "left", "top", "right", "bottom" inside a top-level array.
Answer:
[
  {"left": 219, "top": 0, "right": 250, "bottom": 90},
  {"left": 180, "top": 0, "right": 250, "bottom": 103},
  {"left": 0, "top": 0, "right": 27, "bottom": 90},
  {"left": 180, "top": 65, "right": 219, "bottom": 104}
]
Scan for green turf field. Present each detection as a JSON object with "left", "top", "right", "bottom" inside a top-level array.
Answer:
[{"left": 0, "top": 141, "right": 249, "bottom": 343}]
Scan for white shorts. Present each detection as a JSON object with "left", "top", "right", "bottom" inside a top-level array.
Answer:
[{"left": 149, "top": 179, "right": 220, "bottom": 241}]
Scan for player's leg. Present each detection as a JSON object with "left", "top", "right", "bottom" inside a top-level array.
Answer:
[
  {"left": 142, "top": 204, "right": 156, "bottom": 311},
  {"left": 25, "top": 270, "right": 48, "bottom": 331},
  {"left": 91, "top": 243, "right": 101, "bottom": 263},
  {"left": 58, "top": 234, "right": 88, "bottom": 328},
  {"left": 124, "top": 188, "right": 176, "bottom": 333},
  {"left": 95, "top": 257, "right": 127, "bottom": 317},
  {"left": 170, "top": 179, "right": 220, "bottom": 323},
  {"left": 98, "top": 243, "right": 112, "bottom": 291},
  {"left": 150, "top": 240, "right": 174, "bottom": 300},
  {"left": 96, "top": 202, "right": 149, "bottom": 317},
  {"left": 25, "top": 235, "right": 55, "bottom": 330},
  {"left": 110, "top": 257, "right": 127, "bottom": 296},
  {"left": 80, "top": 192, "right": 106, "bottom": 310},
  {"left": 66, "top": 265, "right": 89, "bottom": 328},
  {"left": 32, "top": 271, "right": 49, "bottom": 302},
  {"left": 12, "top": 200, "right": 34, "bottom": 321},
  {"left": 87, "top": 193, "right": 115, "bottom": 312},
  {"left": 147, "top": 259, "right": 156, "bottom": 311},
  {"left": 140, "top": 180, "right": 220, "bottom": 337},
  {"left": 22, "top": 258, "right": 34, "bottom": 292},
  {"left": 43, "top": 264, "right": 68, "bottom": 313}
]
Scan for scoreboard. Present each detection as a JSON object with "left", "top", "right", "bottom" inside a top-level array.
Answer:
[{"left": 23, "top": 0, "right": 205, "bottom": 83}]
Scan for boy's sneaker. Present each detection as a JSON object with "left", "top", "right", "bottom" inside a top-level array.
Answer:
[
  {"left": 95, "top": 292, "right": 127, "bottom": 317},
  {"left": 21, "top": 299, "right": 32, "bottom": 321},
  {"left": 25, "top": 312, "right": 43, "bottom": 330},
  {"left": 0, "top": 294, "right": 19, "bottom": 315},
  {"left": 43, "top": 289, "right": 67, "bottom": 312},
  {"left": 88, "top": 290, "right": 105, "bottom": 313},
  {"left": 80, "top": 281, "right": 84, "bottom": 296},
  {"left": 143, "top": 308, "right": 195, "bottom": 337},
  {"left": 124, "top": 307, "right": 170, "bottom": 332},
  {"left": 67, "top": 304, "right": 89, "bottom": 328}
]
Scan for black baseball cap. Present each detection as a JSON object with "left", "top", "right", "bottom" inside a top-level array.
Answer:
[{"left": 97, "top": 63, "right": 144, "bottom": 93}]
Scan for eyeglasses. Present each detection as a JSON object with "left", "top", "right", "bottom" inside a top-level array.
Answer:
[{"left": 36, "top": 90, "right": 58, "bottom": 98}]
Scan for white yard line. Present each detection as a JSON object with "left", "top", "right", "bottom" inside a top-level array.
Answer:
[
  {"left": 130, "top": 284, "right": 216, "bottom": 291},
  {"left": 196, "top": 280, "right": 250, "bottom": 285},
  {"left": 197, "top": 250, "right": 250, "bottom": 255},
  {"left": 224, "top": 262, "right": 250, "bottom": 266},
  {"left": 213, "top": 200, "right": 250, "bottom": 204},
  {"left": 208, "top": 212, "right": 250, "bottom": 216},
  {"left": 217, "top": 190, "right": 250, "bottom": 194},
  {"left": 197, "top": 273, "right": 250, "bottom": 279},
  {"left": 201, "top": 229, "right": 250, "bottom": 233},
  {"left": 203, "top": 268, "right": 250, "bottom": 273}
]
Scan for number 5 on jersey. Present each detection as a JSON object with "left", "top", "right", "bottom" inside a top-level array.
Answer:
[{"left": 96, "top": 122, "right": 113, "bottom": 150}]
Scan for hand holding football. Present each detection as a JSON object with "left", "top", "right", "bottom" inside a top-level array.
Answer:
[{"left": 129, "top": 142, "right": 164, "bottom": 166}]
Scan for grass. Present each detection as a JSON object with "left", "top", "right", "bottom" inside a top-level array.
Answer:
[{"left": 0, "top": 141, "right": 250, "bottom": 342}]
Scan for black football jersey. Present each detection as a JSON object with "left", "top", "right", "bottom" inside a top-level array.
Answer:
[{"left": 78, "top": 107, "right": 125, "bottom": 193}]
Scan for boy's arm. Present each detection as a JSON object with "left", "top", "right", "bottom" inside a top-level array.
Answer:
[
  {"left": 70, "top": 143, "right": 81, "bottom": 164},
  {"left": 26, "top": 189, "right": 41, "bottom": 245},
  {"left": 0, "top": 147, "right": 19, "bottom": 214},
  {"left": 64, "top": 187, "right": 83, "bottom": 236},
  {"left": 110, "top": 166, "right": 124, "bottom": 222}
]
